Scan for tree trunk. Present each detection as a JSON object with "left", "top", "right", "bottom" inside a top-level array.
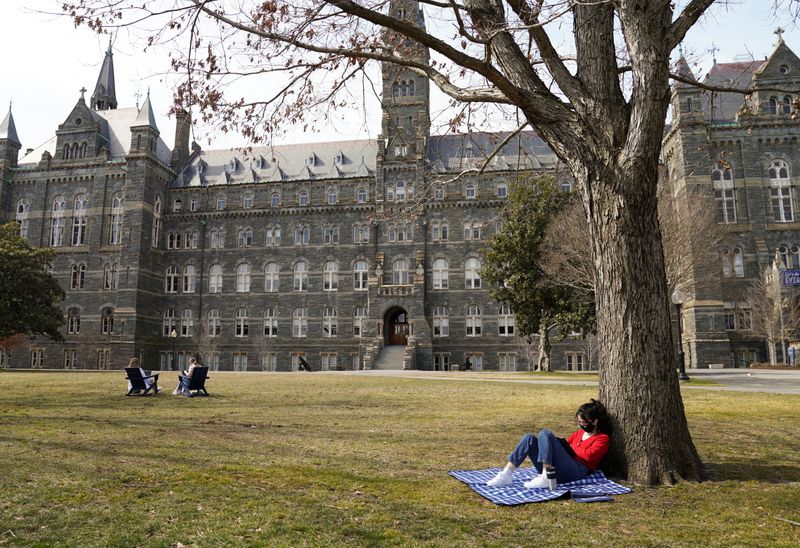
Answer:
[
  {"left": 537, "top": 319, "right": 551, "bottom": 372},
  {"left": 769, "top": 340, "right": 777, "bottom": 365}
]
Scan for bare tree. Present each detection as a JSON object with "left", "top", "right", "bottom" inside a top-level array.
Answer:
[
  {"left": 514, "top": 335, "right": 539, "bottom": 372},
  {"left": 64, "top": 0, "right": 735, "bottom": 484},
  {"left": 193, "top": 321, "right": 218, "bottom": 370},
  {"left": 746, "top": 264, "right": 800, "bottom": 365}
]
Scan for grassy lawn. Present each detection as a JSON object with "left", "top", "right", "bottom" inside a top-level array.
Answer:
[{"left": 0, "top": 371, "right": 797, "bottom": 547}]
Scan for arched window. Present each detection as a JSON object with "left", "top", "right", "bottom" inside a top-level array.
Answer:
[
  {"left": 70, "top": 263, "right": 87, "bottom": 290},
  {"left": 236, "top": 263, "right": 251, "bottom": 293},
  {"left": 292, "top": 308, "right": 308, "bottom": 338},
  {"left": 50, "top": 195, "right": 66, "bottom": 247},
  {"left": 71, "top": 194, "right": 88, "bottom": 246},
  {"left": 395, "top": 180, "right": 406, "bottom": 202},
  {"left": 103, "top": 263, "right": 119, "bottom": 290},
  {"left": 152, "top": 196, "right": 162, "bottom": 247},
  {"left": 559, "top": 180, "right": 573, "bottom": 192},
  {"left": 353, "top": 260, "right": 369, "bottom": 290},
  {"left": 235, "top": 308, "right": 249, "bottom": 337},
  {"left": 207, "top": 308, "right": 220, "bottom": 336},
  {"left": 496, "top": 182, "right": 508, "bottom": 198},
  {"left": 67, "top": 307, "right": 81, "bottom": 334},
  {"left": 16, "top": 198, "right": 30, "bottom": 238},
  {"left": 264, "top": 262, "right": 279, "bottom": 292},
  {"left": 463, "top": 221, "right": 481, "bottom": 241},
  {"left": 262, "top": 307, "right": 278, "bottom": 337},
  {"left": 299, "top": 190, "right": 309, "bottom": 206},
  {"left": 769, "top": 159, "right": 793, "bottom": 222},
  {"left": 721, "top": 247, "right": 732, "bottom": 278},
  {"left": 163, "top": 309, "right": 176, "bottom": 336},
  {"left": 265, "top": 225, "right": 281, "bottom": 247},
  {"left": 770, "top": 97, "right": 779, "bottom": 115},
  {"left": 210, "top": 227, "right": 226, "bottom": 249},
  {"left": 209, "top": 264, "right": 223, "bottom": 293},
  {"left": 183, "top": 265, "right": 196, "bottom": 293},
  {"left": 431, "top": 221, "right": 448, "bottom": 242},
  {"left": 392, "top": 258, "right": 409, "bottom": 285},
  {"left": 432, "top": 258, "right": 449, "bottom": 289},
  {"left": 323, "top": 261, "right": 338, "bottom": 291},
  {"left": 733, "top": 247, "right": 745, "bottom": 277},
  {"left": 101, "top": 307, "right": 114, "bottom": 335},
  {"left": 409, "top": 79, "right": 415, "bottom": 96},
  {"left": 322, "top": 307, "right": 338, "bottom": 338},
  {"left": 498, "top": 305, "right": 515, "bottom": 336},
  {"left": 165, "top": 266, "right": 179, "bottom": 293},
  {"left": 466, "top": 305, "right": 482, "bottom": 337},
  {"left": 294, "top": 225, "right": 310, "bottom": 245},
  {"left": 242, "top": 192, "right": 254, "bottom": 209},
  {"left": 464, "top": 183, "right": 476, "bottom": 199},
  {"left": 392, "top": 81, "right": 400, "bottom": 97},
  {"left": 713, "top": 167, "right": 736, "bottom": 224},
  {"left": 216, "top": 195, "right": 226, "bottom": 210},
  {"left": 327, "top": 187, "right": 338, "bottom": 205},
  {"left": 401, "top": 80, "right": 408, "bottom": 96},
  {"left": 784, "top": 96, "right": 792, "bottom": 115},
  {"left": 323, "top": 224, "right": 340, "bottom": 244},
  {"left": 271, "top": 192, "right": 280, "bottom": 207},
  {"left": 353, "top": 306, "right": 367, "bottom": 337},
  {"left": 465, "top": 257, "right": 482, "bottom": 289},
  {"left": 180, "top": 309, "right": 194, "bottom": 337},
  {"left": 357, "top": 187, "right": 368, "bottom": 203},
  {"left": 293, "top": 261, "right": 308, "bottom": 291},
  {"left": 173, "top": 199, "right": 183, "bottom": 212},
  {"left": 237, "top": 228, "right": 253, "bottom": 247},
  {"left": 433, "top": 305, "right": 449, "bottom": 337}
]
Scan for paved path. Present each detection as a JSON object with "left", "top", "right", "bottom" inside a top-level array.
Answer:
[{"left": 346, "top": 368, "right": 800, "bottom": 395}]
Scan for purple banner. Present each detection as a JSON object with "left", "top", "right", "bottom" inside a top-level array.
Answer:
[{"left": 782, "top": 269, "right": 800, "bottom": 286}]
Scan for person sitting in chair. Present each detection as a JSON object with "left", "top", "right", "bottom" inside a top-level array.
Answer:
[
  {"left": 127, "top": 357, "right": 159, "bottom": 394},
  {"left": 172, "top": 357, "right": 200, "bottom": 395}
]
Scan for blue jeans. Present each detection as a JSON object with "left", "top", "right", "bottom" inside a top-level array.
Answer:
[{"left": 508, "top": 429, "right": 590, "bottom": 483}]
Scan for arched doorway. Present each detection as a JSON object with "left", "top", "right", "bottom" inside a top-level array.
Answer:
[{"left": 384, "top": 307, "right": 409, "bottom": 346}]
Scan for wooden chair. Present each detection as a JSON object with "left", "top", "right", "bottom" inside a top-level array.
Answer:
[
  {"left": 179, "top": 366, "right": 210, "bottom": 397},
  {"left": 125, "top": 368, "right": 159, "bottom": 396}
]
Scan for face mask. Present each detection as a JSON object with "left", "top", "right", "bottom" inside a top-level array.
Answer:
[{"left": 579, "top": 422, "right": 595, "bottom": 433}]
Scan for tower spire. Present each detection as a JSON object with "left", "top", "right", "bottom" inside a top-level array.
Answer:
[
  {"left": 91, "top": 40, "right": 117, "bottom": 110},
  {"left": 0, "top": 103, "right": 21, "bottom": 147}
]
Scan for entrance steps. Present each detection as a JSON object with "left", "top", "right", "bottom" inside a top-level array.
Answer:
[{"left": 372, "top": 346, "right": 406, "bottom": 370}]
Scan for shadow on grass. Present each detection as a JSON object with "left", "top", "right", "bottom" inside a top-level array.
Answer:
[{"left": 703, "top": 461, "right": 800, "bottom": 483}]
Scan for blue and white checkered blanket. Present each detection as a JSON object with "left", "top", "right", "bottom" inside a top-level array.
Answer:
[{"left": 449, "top": 468, "right": 631, "bottom": 506}]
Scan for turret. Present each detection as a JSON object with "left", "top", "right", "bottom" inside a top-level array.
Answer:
[
  {"left": 129, "top": 91, "right": 160, "bottom": 156},
  {"left": 670, "top": 54, "right": 704, "bottom": 125},
  {"left": 91, "top": 39, "right": 117, "bottom": 110},
  {"left": 0, "top": 104, "right": 21, "bottom": 168}
]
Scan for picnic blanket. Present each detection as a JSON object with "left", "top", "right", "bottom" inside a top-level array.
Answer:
[{"left": 449, "top": 468, "right": 631, "bottom": 505}]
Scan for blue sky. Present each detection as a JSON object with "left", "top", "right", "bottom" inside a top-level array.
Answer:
[{"left": 0, "top": 1, "right": 796, "bottom": 153}]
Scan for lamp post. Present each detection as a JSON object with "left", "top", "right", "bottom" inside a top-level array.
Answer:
[
  {"left": 671, "top": 289, "right": 690, "bottom": 381},
  {"left": 170, "top": 329, "right": 177, "bottom": 371}
]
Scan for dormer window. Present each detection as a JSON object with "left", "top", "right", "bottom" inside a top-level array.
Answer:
[
  {"left": 334, "top": 152, "right": 343, "bottom": 166},
  {"left": 197, "top": 161, "right": 206, "bottom": 174},
  {"left": 254, "top": 156, "right": 264, "bottom": 169},
  {"left": 306, "top": 154, "right": 316, "bottom": 167},
  {"left": 299, "top": 191, "right": 309, "bottom": 206},
  {"left": 227, "top": 158, "right": 238, "bottom": 173}
]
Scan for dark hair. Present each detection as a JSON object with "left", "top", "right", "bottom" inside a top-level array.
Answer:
[{"left": 576, "top": 399, "right": 611, "bottom": 434}]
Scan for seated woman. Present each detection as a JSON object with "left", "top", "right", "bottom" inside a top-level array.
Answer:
[
  {"left": 172, "top": 357, "right": 200, "bottom": 395},
  {"left": 127, "top": 357, "right": 159, "bottom": 393},
  {"left": 486, "top": 399, "right": 610, "bottom": 489}
]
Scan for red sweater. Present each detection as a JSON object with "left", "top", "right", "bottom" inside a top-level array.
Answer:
[{"left": 566, "top": 429, "right": 610, "bottom": 470}]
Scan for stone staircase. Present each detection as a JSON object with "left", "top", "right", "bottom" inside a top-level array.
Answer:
[{"left": 372, "top": 346, "right": 406, "bottom": 370}]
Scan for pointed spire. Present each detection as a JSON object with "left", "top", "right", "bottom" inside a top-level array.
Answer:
[
  {"left": 91, "top": 39, "right": 117, "bottom": 110},
  {"left": 0, "top": 103, "right": 21, "bottom": 146},
  {"left": 134, "top": 90, "right": 159, "bottom": 131}
]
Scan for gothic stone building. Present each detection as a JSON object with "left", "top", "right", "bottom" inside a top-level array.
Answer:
[{"left": 2, "top": 5, "right": 797, "bottom": 372}]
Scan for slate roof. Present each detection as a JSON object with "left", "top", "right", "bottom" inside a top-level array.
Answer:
[
  {"left": 427, "top": 131, "right": 558, "bottom": 172},
  {"left": 0, "top": 107, "right": 21, "bottom": 146},
  {"left": 701, "top": 60, "right": 764, "bottom": 122}
]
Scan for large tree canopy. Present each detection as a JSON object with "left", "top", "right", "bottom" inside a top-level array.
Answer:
[
  {"left": 63, "top": 0, "right": 736, "bottom": 484},
  {"left": 0, "top": 223, "right": 65, "bottom": 343}
]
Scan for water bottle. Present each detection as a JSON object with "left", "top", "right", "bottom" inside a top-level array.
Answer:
[{"left": 546, "top": 468, "right": 558, "bottom": 490}]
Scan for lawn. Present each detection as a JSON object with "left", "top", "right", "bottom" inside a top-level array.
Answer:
[{"left": 0, "top": 371, "right": 798, "bottom": 547}]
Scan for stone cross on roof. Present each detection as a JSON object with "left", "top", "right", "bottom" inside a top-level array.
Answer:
[
  {"left": 775, "top": 26, "right": 785, "bottom": 42},
  {"left": 79, "top": 87, "right": 87, "bottom": 100}
]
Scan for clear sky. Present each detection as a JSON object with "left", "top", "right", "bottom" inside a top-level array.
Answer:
[{"left": 0, "top": 1, "right": 795, "bottom": 154}]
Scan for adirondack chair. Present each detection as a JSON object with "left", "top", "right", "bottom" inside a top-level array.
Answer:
[
  {"left": 179, "top": 366, "right": 210, "bottom": 397},
  {"left": 125, "top": 368, "right": 159, "bottom": 396}
]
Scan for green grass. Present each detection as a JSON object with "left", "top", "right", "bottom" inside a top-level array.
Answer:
[{"left": 0, "top": 371, "right": 797, "bottom": 547}]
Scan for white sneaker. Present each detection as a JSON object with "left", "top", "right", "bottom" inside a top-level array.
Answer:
[
  {"left": 523, "top": 473, "right": 549, "bottom": 489},
  {"left": 486, "top": 470, "right": 513, "bottom": 487}
]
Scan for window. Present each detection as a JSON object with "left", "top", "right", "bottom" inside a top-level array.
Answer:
[
  {"left": 396, "top": 180, "right": 406, "bottom": 202},
  {"left": 559, "top": 180, "right": 573, "bottom": 192},
  {"left": 291, "top": 353, "right": 308, "bottom": 371},
  {"left": 388, "top": 223, "right": 413, "bottom": 242},
  {"left": 733, "top": 247, "right": 744, "bottom": 277},
  {"left": 320, "top": 353, "right": 338, "bottom": 371},
  {"left": 724, "top": 302, "right": 736, "bottom": 330},
  {"left": 50, "top": 195, "right": 66, "bottom": 247},
  {"left": 265, "top": 225, "right": 281, "bottom": 247},
  {"left": 294, "top": 225, "right": 310, "bottom": 245},
  {"left": 293, "top": 261, "right": 308, "bottom": 291},
  {"left": 713, "top": 172, "right": 736, "bottom": 224},
  {"left": 498, "top": 353, "right": 517, "bottom": 371},
  {"left": 299, "top": 191, "right": 309, "bottom": 206},
  {"left": 167, "top": 233, "right": 182, "bottom": 249},
  {"left": 30, "top": 347, "right": 44, "bottom": 368},
  {"left": 293, "top": 308, "right": 308, "bottom": 338},
  {"left": 769, "top": 159, "right": 793, "bottom": 222},
  {"left": 103, "top": 263, "right": 119, "bottom": 290},
  {"left": 392, "top": 258, "right": 409, "bottom": 285},
  {"left": 101, "top": 308, "right": 114, "bottom": 335},
  {"left": 210, "top": 228, "right": 226, "bottom": 248},
  {"left": 353, "top": 225, "right": 370, "bottom": 244},
  {"left": 327, "top": 187, "right": 338, "bottom": 205},
  {"left": 357, "top": 188, "right": 368, "bottom": 203},
  {"left": 464, "top": 183, "right": 476, "bottom": 199},
  {"left": 737, "top": 305, "right": 752, "bottom": 330},
  {"left": 324, "top": 225, "right": 340, "bottom": 244},
  {"left": 209, "top": 264, "right": 223, "bottom": 293},
  {"left": 71, "top": 194, "right": 88, "bottom": 245},
  {"left": 323, "top": 261, "right": 338, "bottom": 291},
  {"left": 67, "top": 308, "right": 81, "bottom": 334},
  {"left": 433, "top": 185, "right": 445, "bottom": 200},
  {"left": 235, "top": 308, "right": 249, "bottom": 337},
  {"left": 180, "top": 309, "right": 194, "bottom": 337},
  {"left": 97, "top": 348, "right": 111, "bottom": 370},
  {"left": 463, "top": 221, "right": 481, "bottom": 241},
  {"left": 216, "top": 195, "right": 226, "bottom": 210},
  {"left": 163, "top": 308, "right": 176, "bottom": 336},
  {"left": 152, "top": 196, "right": 162, "bottom": 247},
  {"left": 322, "top": 307, "right": 338, "bottom": 338},
  {"left": 353, "top": 306, "right": 367, "bottom": 337},
  {"left": 180, "top": 265, "right": 195, "bottom": 293},
  {"left": 264, "top": 262, "right": 279, "bottom": 292},
  {"left": 16, "top": 198, "right": 30, "bottom": 238},
  {"left": 207, "top": 308, "right": 220, "bottom": 337},
  {"left": 784, "top": 96, "right": 793, "bottom": 115},
  {"left": 498, "top": 305, "right": 515, "bottom": 336},
  {"left": 263, "top": 307, "right": 278, "bottom": 337},
  {"left": 496, "top": 182, "right": 508, "bottom": 198},
  {"left": 185, "top": 231, "right": 199, "bottom": 249},
  {"left": 238, "top": 228, "right": 253, "bottom": 248},
  {"left": 271, "top": 192, "right": 280, "bottom": 207},
  {"left": 70, "top": 264, "right": 86, "bottom": 290},
  {"left": 353, "top": 260, "right": 369, "bottom": 290},
  {"left": 190, "top": 198, "right": 199, "bottom": 212},
  {"left": 173, "top": 199, "right": 183, "bottom": 212},
  {"left": 109, "top": 194, "right": 124, "bottom": 245},
  {"left": 261, "top": 352, "right": 277, "bottom": 372},
  {"left": 431, "top": 222, "right": 448, "bottom": 241},
  {"left": 242, "top": 193, "right": 254, "bottom": 209},
  {"left": 63, "top": 349, "right": 78, "bottom": 369},
  {"left": 0, "top": 349, "right": 9, "bottom": 369},
  {"left": 770, "top": 97, "right": 779, "bottom": 115},
  {"left": 433, "top": 306, "right": 449, "bottom": 337},
  {"left": 465, "top": 353, "right": 483, "bottom": 371},
  {"left": 566, "top": 353, "right": 586, "bottom": 371},
  {"left": 465, "top": 257, "right": 482, "bottom": 289},
  {"left": 236, "top": 263, "right": 251, "bottom": 293},
  {"left": 233, "top": 352, "right": 249, "bottom": 372},
  {"left": 432, "top": 258, "right": 448, "bottom": 289},
  {"left": 433, "top": 353, "right": 451, "bottom": 371},
  {"left": 165, "top": 266, "right": 179, "bottom": 293},
  {"left": 466, "top": 305, "right": 482, "bottom": 337}
]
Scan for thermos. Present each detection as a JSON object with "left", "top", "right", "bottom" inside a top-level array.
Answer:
[{"left": 546, "top": 468, "right": 557, "bottom": 490}]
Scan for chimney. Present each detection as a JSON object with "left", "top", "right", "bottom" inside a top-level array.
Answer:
[{"left": 170, "top": 108, "right": 191, "bottom": 172}]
